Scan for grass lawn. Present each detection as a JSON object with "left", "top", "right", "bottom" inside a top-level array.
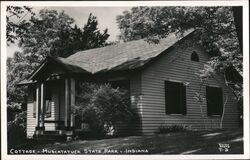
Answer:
[{"left": 14, "top": 129, "right": 243, "bottom": 154}]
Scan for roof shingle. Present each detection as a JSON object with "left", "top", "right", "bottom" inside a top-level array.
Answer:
[{"left": 60, "top": 29, "right": 194, "bottom": 74}]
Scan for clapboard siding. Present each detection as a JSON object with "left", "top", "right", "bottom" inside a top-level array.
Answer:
[
  {"left": 140, "top": 39, "right": 239, "bottom": 135},
  {"left": 26, "top": 86, "right": 36, "bottom": 138}
]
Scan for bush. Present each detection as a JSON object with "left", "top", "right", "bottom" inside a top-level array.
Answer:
[
  {"left": 7, "top": 111, "right": 27, "bottom": 148},
  {"left": 74, "top": 82, "right": 138, "bottom": 138},
  {"left": 158, "top": 125, "right": 190, "bottom": 134}
]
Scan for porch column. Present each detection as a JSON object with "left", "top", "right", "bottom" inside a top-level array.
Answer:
[
  {"left": 40, "top": 82, "right": 45, "bottom": 129},
  {"left": 64, "top": 79, "right": 69, "bottom": 128},
  {"left": 35, "top": 83, "right": 41, "bottom": 128},
  {"left": 70, "top": 78, "right": 75, "bottom": 127}
]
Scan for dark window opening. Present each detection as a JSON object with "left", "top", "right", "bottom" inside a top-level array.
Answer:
[
  {"left": 33, "top": 87, "right": 36, "bottom": 118},
  {"left": 191, "top": 51, "right": 199, "bottom": 62},
  {"left": 206, "top": 86, "right": 223, "bottom": 116},
  {"left": 45, "top": 84, "right": 52, "bottom": 118},
  {"left": 165, "top": 81, "right": 186, "bottom": 115}
]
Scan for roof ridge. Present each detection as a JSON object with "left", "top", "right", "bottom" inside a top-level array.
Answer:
[
  {"left": 66, "top": 38, "right": 145, "bottom": 59},
  {"left": 66, "top": 29, "right": 195, "bottom": 60},
  {"left": 55, "top": 29, "right": 195, "bottom": 74}
]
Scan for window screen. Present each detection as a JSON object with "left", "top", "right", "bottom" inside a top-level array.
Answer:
[
  {"left": 206, "top": 86, "right": 223, "bottom": 116},
  {"left": 165, "top": 81, "right": 186, "bottom": 114}
]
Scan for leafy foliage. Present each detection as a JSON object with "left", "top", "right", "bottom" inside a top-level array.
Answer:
[
  {"left": 7, "top": 52, "right": 33, "bottom": 107},
  {"left": 7, "top": 9, "right": 110, "bottom": 110},
  {"left": 117, "top": 6, "right": 243, "bottom": 123},
  {"left": 117, "top": 6, "right": 242, "bottom": 74},
  {"left": 8, "top": 111, "right": 27, "bottom": 147},
  {"left": 75, "top": 82, "right": 137, "bottom": 138},
  {"left": 7, "top": 52, "right": 31, "bottom": 145},
  {"left": 7, "top": 8, "right": 110, "bottom": 142},
  {"left": 6, "top": 6, "right": 35, "bottom": 45},
  {"left": 19, "top": 10, "right": 109, "bottom": 59}
]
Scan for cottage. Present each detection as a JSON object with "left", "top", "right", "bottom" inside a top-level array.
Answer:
[{"left": 19, "top": 29, "right": 239, "bottom": 139}]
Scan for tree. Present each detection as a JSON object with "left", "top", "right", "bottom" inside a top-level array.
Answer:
[
  {"left": 8, "top": 9, "right": 110, "bottom": 109},
  {"left": 7, "top": 9, "right": 111, "bottom": 143},
  {"left": 117, "top": 7, "right": 242, "bottom": 75},
  {"left": 117, "top": 6, "right": 243, "bottom": 126},
  {"left": 19, "top": 10, "right": 109, "bottom": 60},
  {"left": 8, "top": 9, "right": 110, "bottom": 110},
  {"left": 7, "top": 52, "right": 31, "bottom": 147},
  {"left": 80, "top": 13, "right": 110, "bottom": 50},
  {"left": 7, "top": 52, "right": 32, "bottom": 105},
  {"left": 6, "top": 6, "right": 35, "bottom": 45}
]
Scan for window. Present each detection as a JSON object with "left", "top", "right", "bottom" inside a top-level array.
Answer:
[
  {"left": 45, "top": 85, "right": 52, "bottom": 118},
  {"left": 206, "top": 86, "right": 223, "bottom": 116},
  {"left": 33, "top": 87, "right": 36, "bottom": 118},
  {"left": 165, "top": 81, "right": 186, "bottom": 114},
  {"left": 191, "top": 51, "right": 199, "bottom": 62}
]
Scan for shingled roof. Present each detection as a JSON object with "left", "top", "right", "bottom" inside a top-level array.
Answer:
[
  {"left": 56, "top": 29, "right": 195, "bottom": 74},
  {"left": 22, "top": 29, "right": 195, "bottom": 83}
]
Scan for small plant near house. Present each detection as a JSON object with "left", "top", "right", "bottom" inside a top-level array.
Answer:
[{"left": 158, "top": 125, "right": 190, "bottom": 134}]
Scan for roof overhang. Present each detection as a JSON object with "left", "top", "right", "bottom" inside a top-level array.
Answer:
[
  {"left": 27, "top": 56, "right": 88, "bottom": 81},
  {"left": 22, "top": 29, "right": 197, "bottom": 85},
  {"left": 17, "top": 79, "right": 36, "bottom": 86}
]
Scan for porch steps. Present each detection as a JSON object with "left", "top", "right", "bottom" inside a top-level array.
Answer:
[{"left": 34, "top": 130, "right": 66, "bottom": 141}]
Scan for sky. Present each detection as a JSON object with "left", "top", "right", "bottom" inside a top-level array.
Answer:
[{"left": 7, "top": 6, "right": 132, "bottom": 57}]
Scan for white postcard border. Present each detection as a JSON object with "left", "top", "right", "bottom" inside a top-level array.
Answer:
[{"left": 1, "top": 1, "right": 249, "bottom": 160}]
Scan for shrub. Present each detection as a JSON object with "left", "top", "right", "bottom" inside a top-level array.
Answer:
[
  {"left": 74, "top": 82, "right": 138, "bottom": 138},
  {"left": 158, "top": 125, "right": 190, "bottom": 134},
  {"left": 7, "top": 111, "right": 27, "bottom": 148}
]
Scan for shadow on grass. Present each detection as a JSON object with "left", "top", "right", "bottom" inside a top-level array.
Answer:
[{"left": 9, "top": 129, "right": 243, "bottom": 154}]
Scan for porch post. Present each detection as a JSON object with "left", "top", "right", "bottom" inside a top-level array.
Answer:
[
  {"left": 64, "top": 79, "right": 69, "bottom": 128},
  {"left": 70, "top": 78, "right": 75, "bottom": 127},
  {"left": 35, "top": 83, "right": 41, "bottom": 128},
  {"left": 40, "top": 82, "right": 45, "bottom": 129}
]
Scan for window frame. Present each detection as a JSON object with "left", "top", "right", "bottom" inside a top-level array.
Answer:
[
  {"left": 164, "top": 80, "right": 187, "bottom": 115},
  {"left": 206, "top": 85, "right": 224, "bottom": 116},
  {"left": 33, "top": 86, "right": 37, "bottom": 118},
  {"left": 191, "top": 51, "right": 199, "bottom": 62}
]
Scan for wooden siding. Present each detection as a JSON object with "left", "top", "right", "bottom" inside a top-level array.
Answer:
[
  {"left": 140, "top": 40, "right": 239, "bottom": 135},
  {"left": 26, "top": 86, "right": 36, "bottom": 138}
]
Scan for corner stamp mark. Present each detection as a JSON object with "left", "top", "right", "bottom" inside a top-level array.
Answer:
[{"left": 218, "top": 143, "right": 230, "bottom": 152}]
